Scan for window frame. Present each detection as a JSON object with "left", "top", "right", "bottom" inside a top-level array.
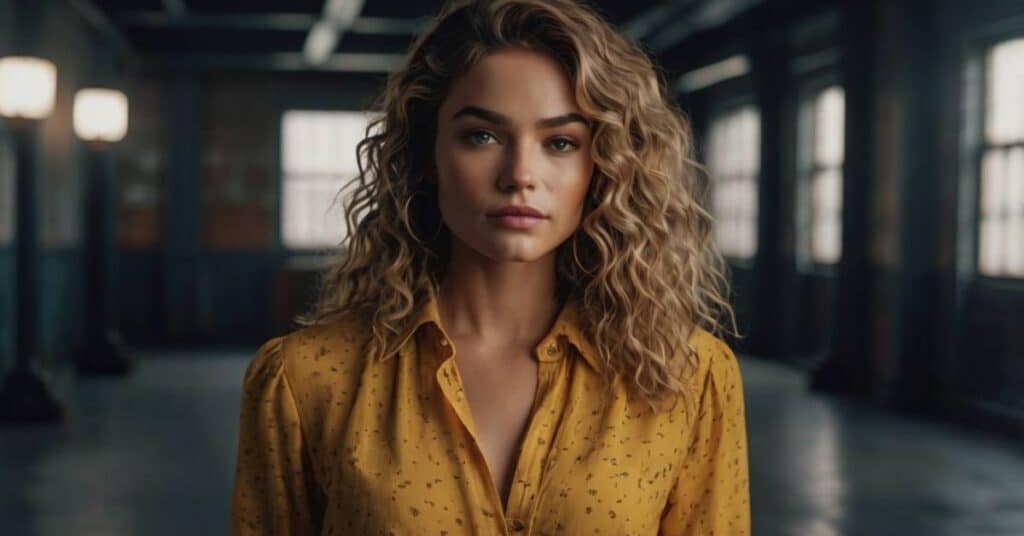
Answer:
[
  {"left": 961, "top": 27, "right": 1024, "bottom": 289},
  {"left": 704, "top": 95, "right": 761, "bottom": 268},
  {"left": 794, "top": 73, "right": 844, "bottom": 276},
  {"left": 275, "top": 106, "right": 375, "bottom": 255}
]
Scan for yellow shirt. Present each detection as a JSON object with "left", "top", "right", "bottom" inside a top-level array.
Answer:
[{"left": 231, "top": 291, "right": 750, "bottom": 535}]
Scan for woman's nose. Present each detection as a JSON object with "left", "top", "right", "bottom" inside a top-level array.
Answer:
[{"left": 497, "top": 140, "right": 536, "bottom": 191}]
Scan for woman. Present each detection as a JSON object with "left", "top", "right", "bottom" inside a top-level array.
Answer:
[{"left": 231, "top": 0, "right": 749, "bottom": 534}]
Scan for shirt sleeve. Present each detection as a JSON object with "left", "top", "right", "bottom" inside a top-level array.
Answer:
[
  {"left": 658, "top": 337, "right": 751, "bottom": 535},
  {"left": 231, "top": 337, "right": 325, "bottom": 535}
]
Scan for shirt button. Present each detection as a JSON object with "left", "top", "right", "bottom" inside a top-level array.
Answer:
[
  {"left": 508, "top": 518, "right": 527, "bottom": 532},
  {"left": 546, "top": 343, "right": 558, "bottom": 356},
  {"left": 439, "top": 338, "right": 449, "bottom": 347}
]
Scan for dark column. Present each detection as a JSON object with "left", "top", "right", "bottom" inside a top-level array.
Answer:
[
  {"left": 162, "top": 70, "right": 202, "bottom": 343},
  {"left": 746, "top": 15, "right": 788, "bottom": 357},
  {"left": 0, "top": 0, "right": 64, "bottom": 424},
  {"left": 0, "top": 125, "right": 64, "bottom": 423},
  {"left": 77, "top": 145, "right": 134, "bottom": 375},
  {"left": 889, "top": 0, "right": 943, "bottom": 411},
  {"left": 810, "top": 0, "right": 879, "bottom": 395},
  {"left": 75, "top": 37, "right": 134, "bottom": 374}
]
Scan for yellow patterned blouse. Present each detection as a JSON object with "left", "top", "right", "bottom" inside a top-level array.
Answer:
[{"left": 231, "top": 291, "right": 750, "bottom": 535}]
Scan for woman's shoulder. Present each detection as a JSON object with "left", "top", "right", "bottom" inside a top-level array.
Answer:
[
  {"left": 684, "top": 325, "right": 743, "bottom": 393},
  {"left": 243, "top": 313, "right": 374, "bottom": 391}
]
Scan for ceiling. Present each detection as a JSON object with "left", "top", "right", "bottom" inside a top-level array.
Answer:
[{"left": 87, "top": 0, "right": 758, "bottom": 72}]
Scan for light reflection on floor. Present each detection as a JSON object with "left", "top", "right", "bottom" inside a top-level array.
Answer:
[
  {"left": 1, "top": 352, "right": 1022, "bottom": 535},
  {"left": 744, "top": 358, "right": 1024, "bottom": 535}
]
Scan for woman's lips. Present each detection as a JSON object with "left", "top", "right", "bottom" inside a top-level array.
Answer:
[{"left": 488, "top": 214, "right": 545, "bottom": 230}]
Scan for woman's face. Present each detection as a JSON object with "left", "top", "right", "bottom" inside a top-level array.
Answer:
[{"left": 433, "top": 48, "right": 594, "bottom": 264}]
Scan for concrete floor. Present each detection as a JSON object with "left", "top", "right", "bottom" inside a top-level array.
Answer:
[{"left": 1, "top": 352, "right": 1022, "bottom": 535}]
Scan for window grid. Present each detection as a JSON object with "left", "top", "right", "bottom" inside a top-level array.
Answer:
[
  {"left": 280, "top": 110, "right": 374, "bottom": 250},
  {"left": 798, "top": 86, "right": 844, "bottom": 267},
  {"left": 707, "top": 105, "right": 760, "bottom": 260},
  {"left": 978, "top": 38, "right": 1024, "bottom": 278}
]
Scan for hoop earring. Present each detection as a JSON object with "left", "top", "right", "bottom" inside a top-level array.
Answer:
[
  {"left": 402, "top": 191, "right": 444, "bottom": 243},
  {"left": 571, "top": 232, "right": 595, "bottom": 275}
]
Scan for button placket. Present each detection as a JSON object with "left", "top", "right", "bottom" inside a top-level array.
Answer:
[
  {"left": 432, "top": 328, "right": 510, "bottom": 532},
  {"left": 504, "top": 341, "right": 561, "bottom": 532}
]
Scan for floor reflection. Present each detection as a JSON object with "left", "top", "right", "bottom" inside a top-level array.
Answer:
[
  {"left": 0, "top": 352, "right": 1022, "bottom": 534},
  {"left": 744, "top": 357, "right": 1024, "bottom": 535}
]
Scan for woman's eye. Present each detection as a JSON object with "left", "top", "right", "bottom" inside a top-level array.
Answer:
[
  {"left": 465, "top": 130, "right": 497, "bottom": 145},
  {"left": 549, "top": 137, "right": 579, "bottom": 152},
  {"left": 461, "top": 131, "right": 578, "bottom": 152}
]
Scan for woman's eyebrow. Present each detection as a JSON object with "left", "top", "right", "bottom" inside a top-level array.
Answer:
[{"left": 452, "top": 105, "right": 590, "bottom": 129}]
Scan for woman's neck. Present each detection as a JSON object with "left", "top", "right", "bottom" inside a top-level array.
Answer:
[{"left": 436, "top": 239, "right": 560, "bottom": 350}]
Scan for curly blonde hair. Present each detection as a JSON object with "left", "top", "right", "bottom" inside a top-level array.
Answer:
[{"left": 299, "top": 0, "right": 736, "bottom": 412}]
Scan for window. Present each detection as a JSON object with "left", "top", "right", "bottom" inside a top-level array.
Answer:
[
  {"left": 280, "top": 110, "right": 375, "bottom": 249},
  {"left": 978, "top": 38, "right": 1024, "bottom": 277},
  {"left": 706, "top": 105, "right": 760, "bottom": 260},
  {"left": 797, "top": 85, "right": 844, "bottom": 266}
]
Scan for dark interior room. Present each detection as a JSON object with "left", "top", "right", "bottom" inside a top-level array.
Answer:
[{"left": 1, "top": 0, "right": 1022, "bottom": 534}]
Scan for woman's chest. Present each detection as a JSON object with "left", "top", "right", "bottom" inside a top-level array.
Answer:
[
  {"left": 453, "top": 346, "right": 541, "bottom": 506},
  {"left": 302, "top": 357, "right": 690, "bottom": 535}
]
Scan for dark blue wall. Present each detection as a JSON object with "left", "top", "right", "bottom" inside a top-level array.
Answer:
[
  {"left": 664, "top": 0, "right": 1024, "bottom": 436},
  {"left": 0, "top": 0, "right": 17, "bottom": 376},
  {"left": 936, "top": 0, "right": 1024, "bottom": 430},
  {"left": 121, "top": 70, "right": 382, "bottom": 347},
  {"left": 0, "top": 0, "right": 123, "bottom": 375}
]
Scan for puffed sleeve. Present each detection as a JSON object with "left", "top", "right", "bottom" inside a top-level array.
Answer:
[
  {"left": 231, "top": 337, "right": 325, "bottom": 535},
  {"left": 659, "top": 337, "right": 751, "bottom": 535}
]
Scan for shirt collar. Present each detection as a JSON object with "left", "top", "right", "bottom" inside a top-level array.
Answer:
[{"left": 391, "top": 287, "right": 602, "bottom": 371}]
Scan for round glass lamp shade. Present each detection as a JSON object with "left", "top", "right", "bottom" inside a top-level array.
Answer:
[
  {"left": 73, "top": 88, "right": 128, "bottom": 144},
  {"left": 0, "top": 56, "right": 57, "bottom": 120}
]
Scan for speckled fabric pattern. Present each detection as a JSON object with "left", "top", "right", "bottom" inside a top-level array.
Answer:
[{"left": 230, "top": 292, "right": 750, "bottom": 535}]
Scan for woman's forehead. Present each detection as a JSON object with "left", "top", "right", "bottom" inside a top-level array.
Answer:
[{"left": 438, "top": 49, "right": 582, "bottom": 125}]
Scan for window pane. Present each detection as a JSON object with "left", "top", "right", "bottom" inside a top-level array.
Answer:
[
  {"left": 743, "top": 176, "right": 759, "bottom": 219},
  {"left": 281, "top": 110, "right": 374, "bottom": 249},
  {"left": 1007, "top": 216, "right": 1024, "bottom": 276},
  {"left": 796, "top": 97, "right": 816, "bottom": 175},
  {"left": 724, "top": 114, "right": 739, "bottom": 175},
  {"left": 742, "top": 108, "right": 760, "bottom": 175},
  {"left": 1006, "top": 147, "right": 1024, "bottom": 217},
  {"left": 741, "top": 215, "right": 758, "bottom": 258},
  {"left": 713, "top": 177, "right": 730, "bottom": 218},
  {"left": 809, "top": 168, "right": 843, "bottom": 265},
  {"left": 986, "top": 38, "right": 1024, "bottom": 144},
  {"left": 745, "top": 111, "right": 759, "bottom": 257},
  {"left": 708, "top": 121, "right": 724, "bottom": 173},
  {"left": 978, "top": 217, "right": 1003, "bottom": 276},
  {"left": 727, "top": 215, "right": 739, "bottom": 258},
  {"left": 812, "top": 215, "right": 841, "bottom": 264},
  {"left": 1006, "top": 148, "right": 1024, "bottom": 276},
  {"left": 282, "top": 110, "right": 372, "bottom": 175},
  {"left": 707, "top": 105, "right": 760, "bottom": 260},
  {"left": 812, "top": 219, "right": 826, "bottom": 263},
  {"left": 814, "top": 169, "right": 843, "bottom": 215},
  {"left": 815, "top": 86, "right": 845, "bottom": 167},
  {"left": 979, "top": 146, "right": 1024, "bottom": 277},
  {"left": 980, "top": 149, "right": 1008, "bottom": 217},
  {"left": 281, "top": 175, "right": 350, "bottom": 249},
  {"left": 800, "top": 85, "right": 845, "bottom": 267},
  {"left": 714, "top": 219, "right": 728, "bottom": 255},
  {"left": 977, "top": 37, "right": 1024, "bottom": 277}
]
